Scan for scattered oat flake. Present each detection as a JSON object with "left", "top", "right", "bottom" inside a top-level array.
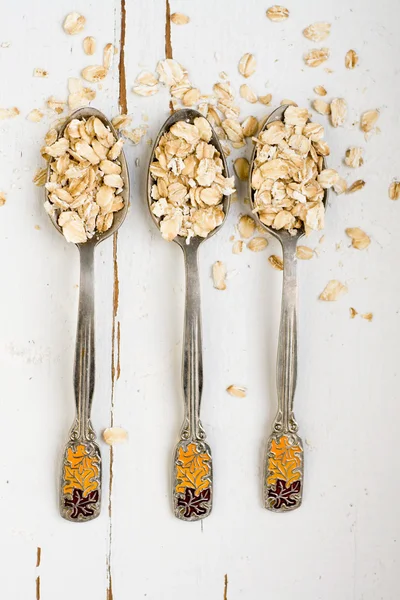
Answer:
[
  {"left": 0, "top": 192, "right": 6, "bottom": 206},
  {"left": 318, "top": 168, "right": 339, "bottom": 189},
  {"left": 156, "top": 59, "right": 185, "bottom": 86},
  {"left": 82, "top": 65, "right": 107, "bottom": 83},
  {"left": 281, "top": 99, "right": 297, "bottom": 106},
  {"left": 63, "top": 12, "right": 86, "bottom": 35},
  {"left": 346, "top": 180, "right": 365, "bottom": 194},
  {"left": 33, "top": 68, "right": 48, "bottom": 78},
  {"left": 296, "top": 246, "right": 314, "bottom": 260},
  {"left": 345, "top": 227, "right": 370, "bottom": 250},
  {"left": 345, "top": 49, "right": 358, "bottom": 69},
  {"left": 242, "top": 115, "right": 258, "bottom": 137},
  {"left": 33, "top": 168, "right": 47, "bottom": 187},
  {"left": 182, "top": 88, "right": 201, "bottom": 107},
  {"left": 112, "top": 114, "right": 132, "bottom": 130},
  {"left": 234, "top": 158, "right": 250, "bottom": 181},
  {"left": 133, "top": 83, "right": 158, "bottom": 97},
  {"left": 248, "top": 237, "right": 268, "bottom": 252},
  {"left": 303, "top": 22, "right": 331, "bottom": 42},
  {"left": 136, "top": 71, "right": 159, "bottom": 87},
  {"left": 240, "top": 84, "right": 257, "bottom": 103},
  {"left": 360, "top": 110, "right": 379, "bottom": 133},
  {"left": 268, "top": 255, "right": 283, "bottom": 270},
  {"left": 27, "top": 109, "right": 43, "bottom": 123},
  {"left": 103, "top": 427, "right": 128, "bottom": 445},
  {"left": 319, "top": 280, "right": 348, "bottom": 301},
  {"left": 313, "top": 99, "right": 330, "bottom": 115},
  {"left": 238, "top": 53, "right": 256, "bottom": 78},
  {"left": 47, "top": 97, "right": 65, "bottom": 114},
  {"left": 171, "top": 12, "right": 190, "bottom": 25},
  {"left": 259, "top": 94, "right": 272, "bottom": 106},
  {"left": 330, "top": 98, "right": 347, "bottom": 127},
  {"left": 266, "top": 6, "right": 289, "bottom": 21},
  {"left": 69, "top": 86, "right": 96, "bottom": 110},
  {"left": 83, "top": 36, "right": 96, "bottom": 55},
  {"left": 389, "top": 181, "right": 400, "bottom": 200},
  {"left": 0, "top": 107, "right": 19, "bottom": 120},
  {"left": 333, "top": 177, "right": 348, "bottom": 195},
  {"left": 123, "top": 126, "right": 147, "bottom": 145},
  {"left": 227, "top": 385, "right": 247, "bottom": 398},
  {"left": 304, "top": 48, "right": 330, "bottom": 67},
  {"left": 345, "top": 147, "right": 363, "bottom": 168},
  {"left": 349, "top": 307, "right": 358, "bottom": 319},
  {"left": 212, "top": 261, "right": 227, "bottom": 290},
  {"left": 232, "top": 240, "right": 244, "bottom": 254},
  {"left": 103, "top": 43, "right": 114, "bottom": 70},
  {"left": 361, "top": 312, "right": 373, "bottom": 322},
  {"left": 314, "top": 85, "right": 327, "bottom": 96},
  {"left": 238, "top": 214, "right": 256, "bottom": 238}
]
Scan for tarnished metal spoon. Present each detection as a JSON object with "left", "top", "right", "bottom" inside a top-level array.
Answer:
[
  {"left": 45, "top": 107, "right": 129, "bottom": 521},
  {"left": 249, "top": 105, "right": 328, "bottom": 512},
  {"left": 147, "top": 108, "right": 231, "bottom": 521}
]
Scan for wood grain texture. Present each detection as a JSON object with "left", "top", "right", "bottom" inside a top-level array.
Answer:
[{"left": 0, "top": 0, "right": 399, "bottom": 599}]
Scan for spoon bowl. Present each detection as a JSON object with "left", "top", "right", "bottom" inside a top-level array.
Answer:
[
  {"left": 147, "top": 108, "right": 231, "bottom": 250},
  {"left": 45, "top": 107, "right": 130, "bottom": 246},
  {"left": 248, "top": 104, "right": 328, "bottom": 244}
]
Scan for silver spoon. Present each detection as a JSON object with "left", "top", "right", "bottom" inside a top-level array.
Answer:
[
  {"left": 249, "top": 105, "right": 328, "bottom": 512},
  {"left": 147, "top": 108, "right": 231, "bottom": 521},
  {"left": 45, "top": 107, "right": 129, "bottom": 521}
]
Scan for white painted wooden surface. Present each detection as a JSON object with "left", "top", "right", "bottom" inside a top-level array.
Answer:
[{"left": 0, "top": 1, "right": 399, "bottom": 598}]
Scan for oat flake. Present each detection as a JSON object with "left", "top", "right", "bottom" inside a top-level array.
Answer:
[
  {"left": 319, "top": 280, "right": 348, "bottom": 301},
  {"left": 268, "top": 255, "right": 283, "bottom": 270},
  {"left": 212, "top": 261, "right": 227, "bottom": 290},
  {"left": 227, "top": 385, "right": 247, "bottom": 398}
]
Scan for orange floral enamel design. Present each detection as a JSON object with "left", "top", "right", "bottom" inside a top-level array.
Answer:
[
  {"left": 175, "top": 442, "right": 211, "bottom": 495},
  {"left": 63, "top": 444, "right": 99, "bottom": 497},
  {"left": 267, "top": 435, "right": 302, "bottom": 486}
]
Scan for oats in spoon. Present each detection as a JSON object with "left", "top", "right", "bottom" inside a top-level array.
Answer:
[
  {"left": 149, "top": 117, "right": 235, "bottom": 243},
  {"left": 251, "top": 106, "right": 337, "bottom": 236},
  {"left": 43, "top": 116, "right": 125, "bottom": 243}
]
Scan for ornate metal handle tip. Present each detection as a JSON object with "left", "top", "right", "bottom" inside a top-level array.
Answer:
[
  {"left": 264, "top": 431, "right": 303, "bottom": 512},
  {"left": 173, "top": 439, "right": 213, "bottom": 521},
  {"left": 60, "top": 438, "right": 101, "bottom": 522}
]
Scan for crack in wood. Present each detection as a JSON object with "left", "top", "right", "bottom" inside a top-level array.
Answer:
[
  {"left": 106, "top": 0, "right": 127, "bottom": 594},
  {"left": 118, "top": 0, "right": 127, "bottom": 114},
  {"left": 116, "top": 321, "right": 121, "bottom": 381},
  {"left": 106, "top": 563, "right": 113, "bottom": 600},
  {"left": 36, "top": 576, "right": 40, "bottom": 600},
  {"left": 165, "top": 0, "right": 173, "bottom": 59},
  {"left": 165, "top": 0, "right": 174, "bottom": 112},
  {"left": 224, "top": 574, "right": 228, "bottom": 600},
  {"left": 36, "top": 547, "right": 41, "bottom": 568}
]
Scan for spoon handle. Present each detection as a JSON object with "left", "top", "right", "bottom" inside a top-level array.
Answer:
[
  {"left": 173, "top": 243, "right": 213, "bottom": 521},
  {"left": 60, "top": 243, "right": 101, "bottom": 521},
  {"left": 265, "top": 240, "right": 303, "bottom": 512}
]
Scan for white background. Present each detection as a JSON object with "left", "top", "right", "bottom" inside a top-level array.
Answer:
[{"left": 0, "top": 0, "right": 399, "bottom": 598}]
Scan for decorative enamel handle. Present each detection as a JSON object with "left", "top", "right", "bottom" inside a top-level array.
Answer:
[
  {"left": 265, "top": 239, "right": 303, "bottom": 512},
  {"left": 173, "top": 242, "right": 213, "bottom": 521},
  {"left": 60, "top": 243, "right": 101, "bottom": 521}
]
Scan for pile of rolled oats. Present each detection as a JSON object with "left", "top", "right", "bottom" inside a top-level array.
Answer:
[
  {"left": 251, "top": 106, "right": 338, "bottom": 235},
  {"left": 43, "top": 116, "right": 125, "bottom": 243},
  {"left": 149, "top": 116, "right": 235, "bottom": 242}
]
